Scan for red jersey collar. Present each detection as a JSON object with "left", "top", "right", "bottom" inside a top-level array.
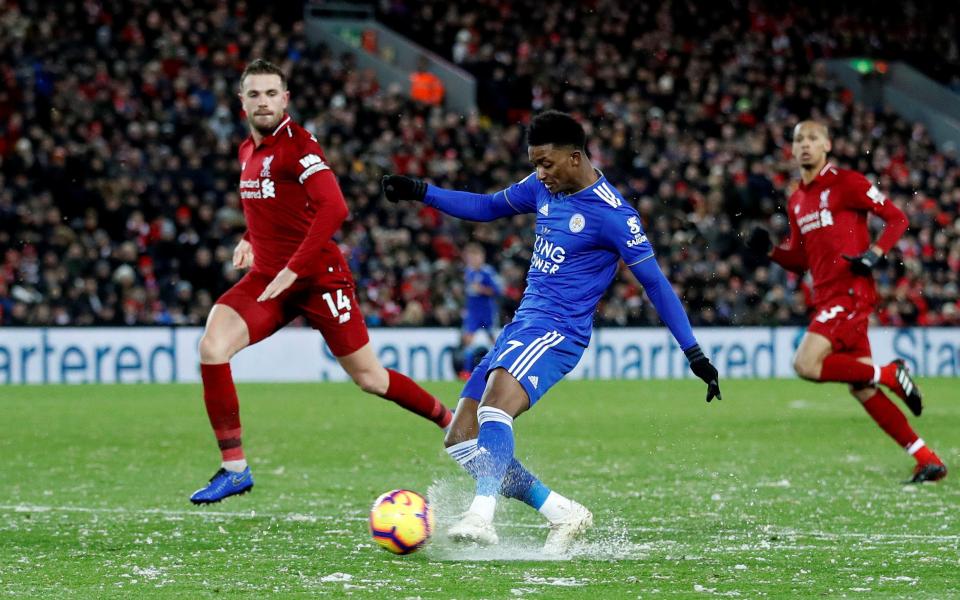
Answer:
[
  {"left": 799, "top": 161, "right": 835, "bottom": 190},
  {"left": 248, "top": 113, "right": 292, "bottom": 147}
]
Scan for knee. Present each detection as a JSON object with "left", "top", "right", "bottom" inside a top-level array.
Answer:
[
  {"left": 199, "top": 333, "right": 234, "bottom": 364},
  {"left": 354, "top": 369, "right": 388, "bottom": 395},
  {"left": 793, "top": 356, "right": 819, "bottom": 381}
]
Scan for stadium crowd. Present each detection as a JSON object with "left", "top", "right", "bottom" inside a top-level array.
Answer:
[{"left": 0, "top": 0, "right": 958, "bottom": 329}]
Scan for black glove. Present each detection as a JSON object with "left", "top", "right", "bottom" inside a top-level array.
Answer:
[
  {"left": 684, "top": 344, "right": 722, "bottom": 402},
  {"left": 745, "top": 226, "right": 772, "bottom": 256},
  {"left": 381, "top": 175, "right": 427, "bottom": 203},
  {"left": 842, "top": 249, "right": 881, "bottom": 277}
]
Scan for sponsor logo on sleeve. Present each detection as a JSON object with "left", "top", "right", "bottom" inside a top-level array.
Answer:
[
  {"left": 626, "top": 216, "right": 648, "bottom": 247},
  {"left": 866, "top": 185, "right": 886, "bottom": 205},
  {"left": 298, "top": 154, "right": 329, "bottom": 183}
]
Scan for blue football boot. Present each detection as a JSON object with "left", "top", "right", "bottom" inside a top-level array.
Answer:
[{"left": 190, "top": 467, "right": 254, "bottom": 504}]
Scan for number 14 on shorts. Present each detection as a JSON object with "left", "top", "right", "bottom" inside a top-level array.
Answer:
[{"left": 322, "top": 289, "right": 352, "bottom": 323}]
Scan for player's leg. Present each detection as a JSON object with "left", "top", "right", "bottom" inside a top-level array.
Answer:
[
  {"left": 449, "top": 325, "right": 591, "bottom": 551},
  {"left": 447, "top": 352, "right": 555, "bottom": 507},
  {"left": 335, "top": 342, "right": 452, "bottom": 429},
  {"left": 190, "top": 273, "right": 288, "bottom": 504},
  {"left": 191, "top": 304, "right": 255, "bottom": 503},
  {"left": 444, "top": 395, "right": 570, "bottom": 521},
  {"left": 848, "top": 360, "right": 945, "bottom": 484},
  {"left": 307, "top": 277, "right": 451, "bottom": 428},
  {"left": 802, "top": 308, "right": 923, "bottom": 413},
  {"left": 198, "top": 303, "right": 251, "bottom": 465},
  {"left": 447, "top": 368, "right": 526, "bottom": 545},
  {"left": 793, "top": 331, "right": 875, "bottom": 383}
]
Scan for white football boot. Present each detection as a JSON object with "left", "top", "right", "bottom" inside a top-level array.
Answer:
[
  {"left": 448, "top": 511, "right": 499, "bottom": 546},
  {"left": 542, "top": 500, "right": 593, "bottom": 555}
]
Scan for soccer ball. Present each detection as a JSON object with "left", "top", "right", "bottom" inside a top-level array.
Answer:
[{"left": 369, "top": 489, "right": 433, "bottom": 555}]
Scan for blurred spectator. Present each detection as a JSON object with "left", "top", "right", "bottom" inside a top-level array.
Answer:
[
  {"left": 410, "top": 56, "right": 445, "bottom": 106},
  {"left": 0, "top": 1, "right": 957, "bottom": 330}
]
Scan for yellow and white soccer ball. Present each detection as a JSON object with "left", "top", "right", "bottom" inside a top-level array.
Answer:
[{"left": 369, "top": 489, "right": 433, "bottom": 554}]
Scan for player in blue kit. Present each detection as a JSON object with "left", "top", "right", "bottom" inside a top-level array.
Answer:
[
  {"left": 382, "top": 111, "right": 720, "bottom": 554},
  {"left": 460, "top": 243, "right": 501, "bottom": 378}
]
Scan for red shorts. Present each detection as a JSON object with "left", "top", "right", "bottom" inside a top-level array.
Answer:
[
  {"left": 216, "top": 266, "right": 369, "bottom": 357},
  {"left": 807, "top": 297, "right": 872, "bottom": 358}
]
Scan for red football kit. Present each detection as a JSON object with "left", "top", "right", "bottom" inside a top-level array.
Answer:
[
  {"left": 216, "top": 114, "right": 368, "bottom": 356},
  {"left": 771, "top": 162, "right": 908, "bottom": 356}
]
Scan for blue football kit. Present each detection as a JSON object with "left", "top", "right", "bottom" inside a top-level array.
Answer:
[
  {"left": 464, "top": 264, "right": 500, "bottom": 333},
  {"left": 424, "top": 171, "right": 698, "bottom": 405}
]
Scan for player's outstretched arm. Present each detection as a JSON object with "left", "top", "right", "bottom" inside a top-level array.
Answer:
[
  {"left": 382, "top": 175, "right": 520, "bottom": 222},
  {"left": 628, "top": 257, "right": 721, "bottom": 402}
]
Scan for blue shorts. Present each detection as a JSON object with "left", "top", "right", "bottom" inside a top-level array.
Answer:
[
  {"left": 460, "top": 319, "right": 586, "bottom": 406},
  {"left": 463, "top": 313, "right": 497, "bottom": 334}
]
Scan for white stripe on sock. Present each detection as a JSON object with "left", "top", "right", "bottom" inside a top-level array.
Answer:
[
  {"left": 477, "top": 406, "right": 514, "bottom": 428},
  {"left": 515, "top": 334, "right": 565, "bottom": 380},
  {"left": 906, "top": 438, "right": 925, "bottom": 456},
  {"left": 446, "top": 439, "right": 481, "bottom": 465}
]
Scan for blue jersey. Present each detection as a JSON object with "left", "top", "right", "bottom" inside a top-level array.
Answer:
[
  {"left": 494, "top": 172, "right": 654, "bottom": 344},
  {"left": 464, "top": 264, "right": 500, "bottom": 329}
]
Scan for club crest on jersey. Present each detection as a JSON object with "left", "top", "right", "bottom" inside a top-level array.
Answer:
[
  {"left": 569, "top": 213, "right": 586, "bottom": 233},
  {"left": 819, "top": 189, "right": 830, "bottom": 207},
  {"left": 260, "top": 155, "right": 275, "bottom": 178}
]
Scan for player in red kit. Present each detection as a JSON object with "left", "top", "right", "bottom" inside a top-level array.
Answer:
[
  {"left": 190, "top": 60, "right": 452, "bottom": 504},
  {"left": 747, "top": 121, "right": 946, "bottom": 484}
]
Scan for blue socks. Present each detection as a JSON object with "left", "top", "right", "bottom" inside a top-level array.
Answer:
[
  {"left": 474, "top": 406, "right": 514, "bottom": 497},
  {"left": 446, "top": 409, "right": 551, "bottom": 510}
]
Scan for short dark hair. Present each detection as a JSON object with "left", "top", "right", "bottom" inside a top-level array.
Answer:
[
  {"left": 240, "top": 59, "right": 287, "bottom": 89},
  {"left": 527, "top": 110, "right": 586, "bottom": 150}
]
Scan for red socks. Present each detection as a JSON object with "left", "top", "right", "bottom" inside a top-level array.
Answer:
[
  {"left": 382, "top": 369, "right": 452, "bottom": 428},
  {"left": 200, "top": 363, "right": 244, "bottom": 462},
  {"left": 861, "top": 390, "right": 941, "bottom": 465},
  {"left": 818, "top": 354, "right": 876, "bottom": 384}
]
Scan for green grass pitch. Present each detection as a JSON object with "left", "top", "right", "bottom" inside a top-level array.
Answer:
[{"left": 2, "top": 378, "right": 958, "bottom": 598}]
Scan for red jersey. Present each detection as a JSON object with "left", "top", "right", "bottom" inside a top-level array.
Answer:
[
  {"left": 771, "top": 162, "right": 908, "bottom": 308},
  {"left": 238, "top": 114, "right": 349, "bottom": 278}
]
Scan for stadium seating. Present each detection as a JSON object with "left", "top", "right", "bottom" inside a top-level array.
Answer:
[{"left": 0, "top": 1, "right": 957, "bottom": 327}]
